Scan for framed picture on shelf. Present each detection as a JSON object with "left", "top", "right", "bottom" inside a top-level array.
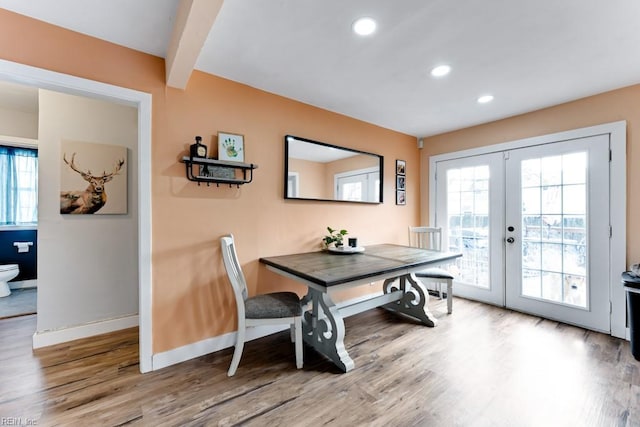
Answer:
[
  {"left": 218, "top": 131, "right": 244, "bottom": 162},
  {"left": 396, "top": 159, "right": 406, "bottom": 175},
  {"left": 396, "top": 190, "right": 406, "bottom": 205},
  {"left": 396, "top": 175, "right": 406, "bottom": 190}
]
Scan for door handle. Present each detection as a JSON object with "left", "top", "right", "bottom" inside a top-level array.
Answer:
[{"left": 506, "top": 237, "right": 515, "bottom": 243}]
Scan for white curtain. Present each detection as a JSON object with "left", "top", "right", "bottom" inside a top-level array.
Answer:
[{"left": 0, "top": 146, "right": 38, "bottom": 225}]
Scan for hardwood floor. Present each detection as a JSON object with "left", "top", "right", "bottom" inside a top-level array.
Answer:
[{"left": 1, "top": 297, "right": 638, "bottom": 426}]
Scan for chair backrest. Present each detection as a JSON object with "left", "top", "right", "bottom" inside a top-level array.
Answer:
[
  {"left": 408, "top": 226, "right": 443, "bottom": 251},
  {"left": 220, "top": 235, "right": 249, "bottom": 313}
]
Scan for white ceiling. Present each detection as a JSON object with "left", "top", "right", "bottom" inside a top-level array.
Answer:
[{"left": 1, "top": 0, "right": 640, "bottom": 137}]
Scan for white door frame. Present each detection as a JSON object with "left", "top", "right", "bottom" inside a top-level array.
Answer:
[
  {"left": 428, "top": 121, "right": 627, "bottom": 339},
  {"left": 0, "top": 59, "right": 154, "bottom": 372}
]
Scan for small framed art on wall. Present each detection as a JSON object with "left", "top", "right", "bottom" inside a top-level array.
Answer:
[
  {"left": 395, "top": 159, "right": 406, "bottom": 205},
  {"left": 218, "top": 132, "right": 244, "bottom": 162}
]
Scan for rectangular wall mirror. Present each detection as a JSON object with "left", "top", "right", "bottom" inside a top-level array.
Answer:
[{"left": 284, "top": 135, "right": 383, "bottom": 203}]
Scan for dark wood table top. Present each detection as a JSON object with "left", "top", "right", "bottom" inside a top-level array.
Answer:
[{"left": 259, "top": 244, "right": 462, "bottom": 288}]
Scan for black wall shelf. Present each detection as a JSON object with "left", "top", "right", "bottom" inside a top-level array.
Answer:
[{"left": 181, "top": 156, "right": 258, "bottom": 187}]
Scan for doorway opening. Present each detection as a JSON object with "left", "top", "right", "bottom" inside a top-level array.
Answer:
[{"left": 0, "top": 59, "right": 153, "bottom": 372}]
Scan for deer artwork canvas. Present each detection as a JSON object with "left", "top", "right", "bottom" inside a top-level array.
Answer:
[{"left": 60, "top": 140, "right": 128, "bottom": 215}]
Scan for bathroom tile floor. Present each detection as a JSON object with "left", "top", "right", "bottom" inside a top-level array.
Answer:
[{"left": 0, "top": 288, "right": 36, "bottom": 319}]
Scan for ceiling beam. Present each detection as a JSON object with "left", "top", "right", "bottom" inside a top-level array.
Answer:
[{"left": 165, "top": 0, "right": 223, "bottom": 89}]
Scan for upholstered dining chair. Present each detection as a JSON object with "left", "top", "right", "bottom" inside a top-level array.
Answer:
[
  {"left": 220, "top": 234, "right": 303, "bottom": 376},
  {"left": 408, "top": 226, "right": 455, "bottom": 314}
]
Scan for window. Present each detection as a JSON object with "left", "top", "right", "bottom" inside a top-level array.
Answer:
[{"left": 0, "top": 146, "right": 38, "bottom": 225}]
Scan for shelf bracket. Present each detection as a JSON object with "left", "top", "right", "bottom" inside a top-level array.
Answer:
[{"left": 181, "top": 156, "right": 258, "bottom": 187}]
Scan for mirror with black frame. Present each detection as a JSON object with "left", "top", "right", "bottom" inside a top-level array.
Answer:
[{"left": 284, "top": 135, "right": 383, "bottom": 203}]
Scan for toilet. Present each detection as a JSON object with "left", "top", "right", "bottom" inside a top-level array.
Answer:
[{"left": 0, "top": 264, "right": 19, "bottom": 298}]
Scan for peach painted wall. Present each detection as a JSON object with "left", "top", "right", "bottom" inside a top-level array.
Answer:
[
  {"left": 0, "top": 10, "right": 420, "bottom": 354},
  {"left": 419, "top": 84, "right": 640, "bottom": 265}
]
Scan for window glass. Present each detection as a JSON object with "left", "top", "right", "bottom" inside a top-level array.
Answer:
[{"left": 0, "top": 146, "right": 38, "bottom": 225}]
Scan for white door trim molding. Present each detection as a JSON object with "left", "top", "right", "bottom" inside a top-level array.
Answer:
[
  {"left": 428, "top": 121, "right": 627, "bottom": 338},
  {"left": 0, "top": 59, "right": 154, "bottom": 372}
]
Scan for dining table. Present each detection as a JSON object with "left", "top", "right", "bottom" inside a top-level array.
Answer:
[{"left": 259, "top": 244, "right": 462, "bottom": 372}]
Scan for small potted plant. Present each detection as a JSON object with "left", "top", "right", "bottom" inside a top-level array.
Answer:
[{"left": 322, "top": 227, "right": 348, "bottom": 249}]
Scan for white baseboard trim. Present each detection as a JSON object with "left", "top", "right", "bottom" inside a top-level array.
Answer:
[
  {"left": 32, "top": 314, "right": 139, "bottom": 349},
  {"left": 152, "top": 324, "right": 287, "bottom": 370},
  {"left": 10, "top": 279, "right": 37, "bottom": 290},
  {"left": 151, "top": 291, "right": 385, "bottom": 371}
]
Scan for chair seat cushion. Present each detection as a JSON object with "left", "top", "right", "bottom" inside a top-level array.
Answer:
[
  {"left": 245, "top": 292, "right": 302, "bottom": 319},
  {"left": 415, "top": 267, "right": 454, "bottom": 280}
]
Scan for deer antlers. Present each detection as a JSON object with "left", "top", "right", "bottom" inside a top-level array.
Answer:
[{"left": 63, "top": 153, "right": 125, "bottom": 180}]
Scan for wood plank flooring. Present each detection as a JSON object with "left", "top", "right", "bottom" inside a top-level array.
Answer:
[{"left": 0, "top": 297, "right": 638, "bottom": 426}]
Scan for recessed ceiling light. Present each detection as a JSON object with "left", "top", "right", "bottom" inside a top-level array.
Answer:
[
  {"left": 430, "top": 65, "right": 451, "bottom": 77},
  {"left": 353, "top": 17, "right": 377, "bottom": 36},
  {"left": 477, "top": 95, "right": 494, "bottom": 104}
]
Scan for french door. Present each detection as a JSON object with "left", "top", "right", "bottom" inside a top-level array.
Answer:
[
  {"left": 435, "top": 135, "right": 611, "bottom": 332},
  {"left": 435, "top": 153, "right": 505, "bottom": 306}
]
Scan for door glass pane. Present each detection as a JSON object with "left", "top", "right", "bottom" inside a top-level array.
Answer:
[
  {"left": 447, "top": 166, "right": 490, "bottom": 288},
  {"left": 541, "top": 155, "right": 562, "bottom": 185},
  {"left": 339, "top": 182, "right": 362, "bottom": 201},
  {"left": 563, "top": 185, "right": 586, "bottom": 214},
  {"left": 520, "top": 152, "right": 588, "bottom": 308},
  {"left": 541, "top": 271, "right": 563, "bottom": 302},
  {"left": 523, "top": 215, "right": 542, "bottom": 239},
  {"left": 522, "top": 187, "right": 541, "bottom": 214},
  {"left": 541, "top": 186, "right": 562, "bottom": 214},
  {"left": 521, "top": 158, "right": 541, "bottom": 187},
  {"left": 523, "top": 241, "right": 541, "bottom": 270},
  {"left": 522, "top": 269, "right": 542, "bottom": 298}
]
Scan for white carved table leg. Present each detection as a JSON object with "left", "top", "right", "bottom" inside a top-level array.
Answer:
[
  {"left": 301, "top": 288, "right": 354, "bottom": 372},
  {"left": 383, "top": 274, "right": 438, "bottom": 327}
]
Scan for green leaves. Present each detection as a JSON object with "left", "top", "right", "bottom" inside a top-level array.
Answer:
[{"left": 323, "top": 227, "right": 348, "bottom": 248}]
